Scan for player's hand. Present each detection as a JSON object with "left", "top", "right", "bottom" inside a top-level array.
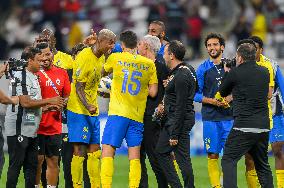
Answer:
[
  {"left": 157, "top": 103, "right": 164, "bottom": 115},
  {"left": 225, "top": 95, "right": 233, "bottom": 104},
  {"left": 211, "top": 98, "right": 227, "bottom": 107},
  {"left": 169, "top": 139, "right": 178, "bottom": 146},
  {"left": 83, "top": 29, "right": 97, "bottom": 46},
  {"left": 48, "top": 96, "right": 64, "bottom": 107},
  {"left": 87, "top": 104, "right": 97, "bottom": 115},
  {"left": 163, "top": 79, "right": 169, "bottom": 87}
]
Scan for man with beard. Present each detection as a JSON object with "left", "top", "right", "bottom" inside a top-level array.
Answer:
[
  {"left": 137, "top": 35, "right": 169, "bottom": 188},
  {"left": 67, "top": 29, "right": 116, "bottom": 188},
  {"left": 35, "top": 42, "right": 71, "bottom": 188},
  {"left": 148, "top": 20, "right": 169, "bottom": 57},
  {"left": 194, "top": 33, "right": 233, "bottom": 188}
]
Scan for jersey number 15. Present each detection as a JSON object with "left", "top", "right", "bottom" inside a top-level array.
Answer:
[{"left": 121, "top": 69, "right": 142, "bottom": 95}]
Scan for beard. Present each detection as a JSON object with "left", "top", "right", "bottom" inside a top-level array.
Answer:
[{"left": 209, "top": 49, "right": 222, "bottom": 59}]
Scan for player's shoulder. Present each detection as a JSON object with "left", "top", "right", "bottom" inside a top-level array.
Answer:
[
  {"left": 197, "top": 59, "right": 213, "bottom": 72},
  {"left": 136, "top": 54, "right": 155, "bottom": 65},
  {"left": 77, "top": 47, "right": 92, "bottom": 57}
]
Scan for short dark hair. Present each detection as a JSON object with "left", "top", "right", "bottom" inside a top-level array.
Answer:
[
  {"left": 237, "top": 39, "right": 257, "bottom": 49},
  {"left": 237, "top": 43, "right": 256, "bottom": 62},
  {"left": 167, "top": 40, "right": 186, "bottom": 61},
  {"left": 249, "top": 36, "right": 263, "bottom": 49},
  {"left": 35, "top": 42, "right": 50, "bottom": 50},
  {"left": 120, "top": 30, "right": 137, "bottom": 49},
  {"left": 150, "top": 20, "right": 166, "bottom": 32},
  {"left": 204, "top": 33, "right": 225, "bottom": 48},
  {"left": 21, "top": 46, "right": 41, "bottom": 61}
]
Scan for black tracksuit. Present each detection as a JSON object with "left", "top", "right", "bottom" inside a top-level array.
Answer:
[{"left": 156, "top": 63, "right": 197, "bottom": 188}]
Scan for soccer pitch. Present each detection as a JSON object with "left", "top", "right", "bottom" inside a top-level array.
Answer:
[{"left": 0, "top": 154, "right": 276, "bottom": 188}]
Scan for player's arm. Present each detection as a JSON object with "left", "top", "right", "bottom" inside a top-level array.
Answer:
[
  {"left": 194, "top": 64, "right": 224, "bottom": 106},
  {"left": 148, "top": 83, "right": 158, "bottom": 98},
  {"left": 0, "top": 90, "right": 18, "bottom": 105},
  {"left": 19, "top": 95, "right": 63, "bottom": 108}
]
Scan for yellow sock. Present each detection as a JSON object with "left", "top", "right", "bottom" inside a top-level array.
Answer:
[
  {"left": 71, "top": 155, "right": 85, "bottom": 188},
  {"left": 208, "top": 158, "right": 221, "bottom": 188},
  {"left": 87, "top": 150, "right": 101, "bottom": 188},
  {"left": 173, "top": 159, "right": 179, "bottom": 173},
  {"left": 276, "top": 170, "right": 284, "bottom": 188},
  {"left": 129, "top": 159, "right": 141, "bottom": 188},
  {"left": 101, "top": 157, "right": 114, "bottom": 188},
  {"left": 246, "top": 169, "right": 261, "bottom": 188}
]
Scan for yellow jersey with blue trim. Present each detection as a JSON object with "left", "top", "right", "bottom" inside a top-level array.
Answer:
[
  {"left": 104, "top": 52, "right": 158, "bottom": 123},
  {"left": 53, "top": 51, "right": 74, "bottom": 69},
  {"left": 67, "top": 47, "right": 104, "bottom": 116}
]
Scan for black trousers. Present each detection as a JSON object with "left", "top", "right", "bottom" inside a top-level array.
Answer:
[
  {"left": 221, "top": 129, "right": 274, "bottom": 188},
  {"left": 139, "top": 115, "right": 169, "bottom": 188},
  {"left": 156, "top": 119, "right": 195, "bottom": 188},
  {"left": 0, "top": 126, "right": 5, "bottom": 179},
  {"left": 6, "top": 135, "right": 38, "bottom": 188},
  {"left": 61, "top": 133, "right": 90, "bottom": 188}
]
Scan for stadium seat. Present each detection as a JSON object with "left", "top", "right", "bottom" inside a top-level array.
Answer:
[
  {"left": 94, "top": 0, "right": 112, "bottom": 8},
  {"left": 100, "top": 7, "right": 119, "bottom": 22},
  {"left": 105, "top": 21, "right": 123, "bottom": 34},
  {"left": 129, "top": 6, "right": 149, "bottom": 21},
  {"left": 124, "top": 0, "right": 143, "bottom": 8}
]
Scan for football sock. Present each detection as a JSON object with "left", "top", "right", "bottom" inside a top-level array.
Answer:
[
  {"left": 208, "top": 158, "right": 221, "bottom": 188},
  {"left": 276, "top": 170, "right": 284, "bottom": 188},
  {"left": 71, "top": 155, "right": 84, "bottom": 188},
  {"left": 246, "top": 169, "right": 260, "bottom": 188},
  {"left": 101, "top": 157, "right": 114, "bottom": 188},
  {"left": 87, "top": 150, "right": 101, "bottom": 188},
  {"left": 129, "top": 159, "right": 141, "bottom": 188}
]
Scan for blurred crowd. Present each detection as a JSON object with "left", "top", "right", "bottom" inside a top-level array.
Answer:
[{"left": 0, "top": 0, "right": 284, "bottom": 60}]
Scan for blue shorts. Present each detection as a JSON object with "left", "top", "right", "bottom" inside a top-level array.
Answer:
[
  {"left": 101, "top": 115, "right": 144, "bottom": 148},
  {"left": 67, "top": 110, "right": 100, "bottom": 144},
  {"left": 270, "top": 114, "right": 284, "bottom": 143},
  {"left": 203, "top": 120, "right": 233, "bottom": 154}
]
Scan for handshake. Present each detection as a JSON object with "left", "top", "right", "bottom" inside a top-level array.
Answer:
[
  {"left": 43, "top": 96, "right": 67, "bottom": 112},
  {"left": 214, "top": 92, "right": 231, "bottom": 108}
]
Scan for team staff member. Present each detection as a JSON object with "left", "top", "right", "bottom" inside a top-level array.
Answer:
[
  {"left": 219, "top": 42, "right": 274, "bottom": 188},
  {"left": 35, "top": 42, "right": 71, "bottom": 188},
  {"left": 4, "top": 46, "right": 64, "bottom": 188},
  {"left": 245, "top": 36, "right": 284, "bottom": 188},
  {"left": 137, "top": 35, "right": 169, "bottom": 188},
  {"left": 194, "top": 33, "right": 233, "bottom": 188},
  {"left": 101, "top": 30, "right": 158, "bottom": 188},
  {"left": 155, "top": 41, "right": 196, "bottom": 188},
  {"left": 67, "top": 29, "right": 116, "bottom": 188},
  {"left": 0, "top": 63, "right": 18, "bottom": 179}
]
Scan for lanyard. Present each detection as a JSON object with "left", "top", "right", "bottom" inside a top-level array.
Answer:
[{"left": 40, "top": 69, "right": 60, "bottom": 96}]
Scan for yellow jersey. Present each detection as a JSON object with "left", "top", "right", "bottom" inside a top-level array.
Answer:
[
  {"left": 257, "top": 54, "right": 275, "bottom": 128},
  {"left": 104, "top": 52, "right": 158, "bottom": 123},
  {"left": 53, "top": 51, "right": 74, "bottom": 69},
  {"left": 67, "top": 47, "right": 104, "bottom": 116}
]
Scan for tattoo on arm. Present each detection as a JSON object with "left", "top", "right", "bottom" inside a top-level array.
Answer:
[{"left": 76, "top": 82, "right": 89, "bottom": 109}]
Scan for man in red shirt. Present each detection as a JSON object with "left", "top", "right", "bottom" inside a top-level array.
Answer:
[{"left": 35, "top": 42, "right": 71, "bottom": 188}]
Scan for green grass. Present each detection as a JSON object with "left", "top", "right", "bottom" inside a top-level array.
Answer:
[{"left": 0, "top": 154, "right": 277, "bottom": 188}]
